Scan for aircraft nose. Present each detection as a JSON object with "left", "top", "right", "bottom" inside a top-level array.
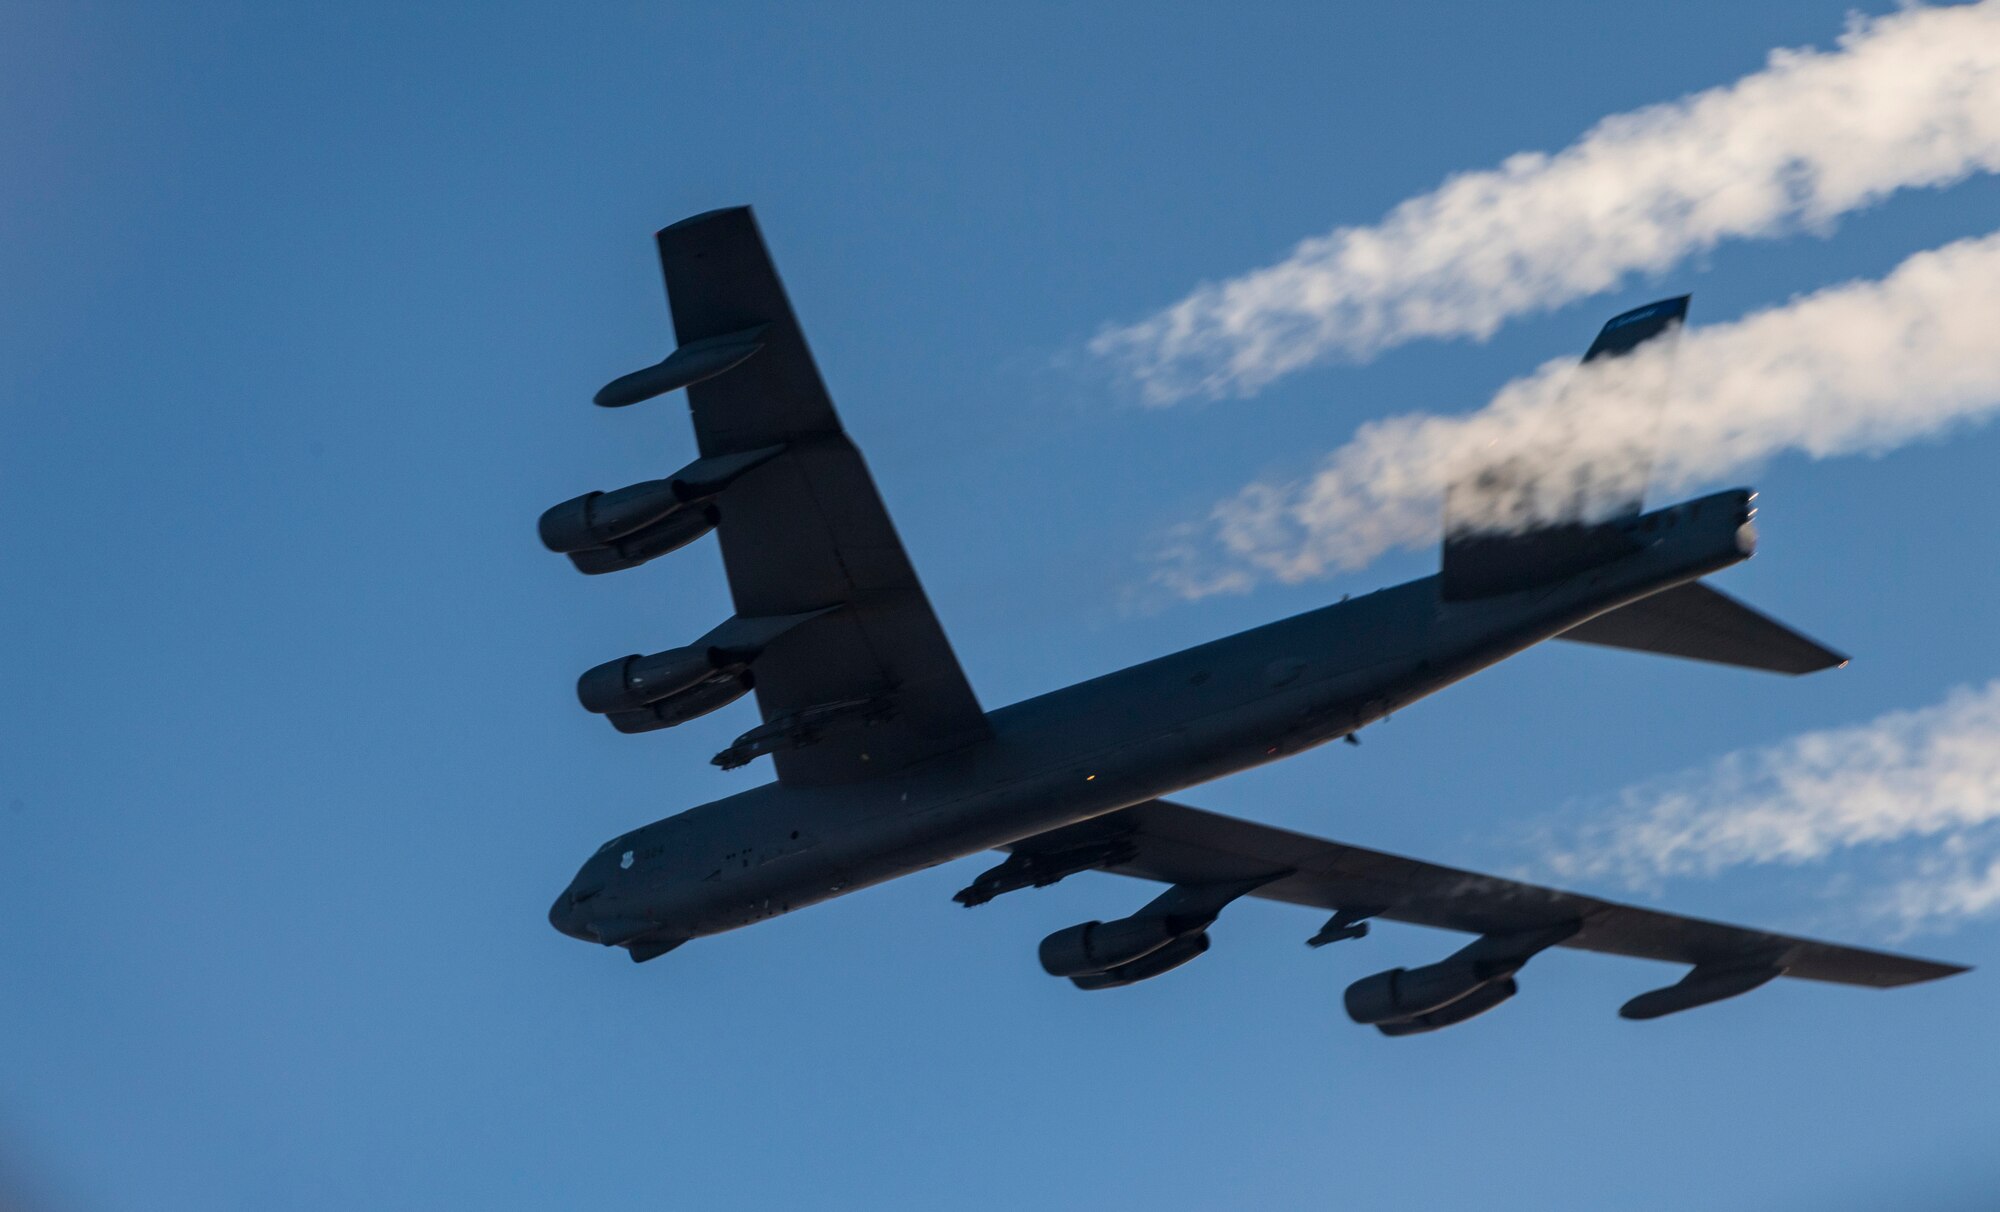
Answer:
[{"left": 548, "top": 889, "right": 594, "bottom": 942}]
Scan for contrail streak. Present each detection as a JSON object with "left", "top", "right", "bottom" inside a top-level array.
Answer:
[
  {"left": 1093, "top": 3, "right": 2000, "bottom": 405},
  {"left": 1541, "top": 680, "right": 2000, "bottom": 932},
  {"left": 1159, "top": 227, "right": 2000, "bottom": 598}
]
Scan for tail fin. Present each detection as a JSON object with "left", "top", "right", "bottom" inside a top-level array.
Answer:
[
  {"left": 1441, "top": 297, "right": 1688, "bottom": 599},
  {"left": 1557, "top": 580, "right": 1846, "bottom": 675}
]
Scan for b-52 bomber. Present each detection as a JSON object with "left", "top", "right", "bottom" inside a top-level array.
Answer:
[{"left": 545, "top": 207, "right": 1964, "bottom": 1035}]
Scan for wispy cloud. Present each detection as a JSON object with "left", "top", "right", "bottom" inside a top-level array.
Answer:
[
  {"left": 1157, "top": 227, "right": 2000, "bottom": 597},
  {"left": 1093, "top": 3, "right": 2000, "bottom": 405},
  {"left": 1543, "top": 680, "right": 2000, "bottom": 932}
]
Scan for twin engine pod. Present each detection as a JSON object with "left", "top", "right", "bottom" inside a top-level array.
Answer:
[
  {"left": 575, "top": 607, "right": 842, "bottom": 736},
  {"left": 1344, "top": 964, "right": 1522, "bottom": 1037},
  {"left": 1343, "top": 923, "right": 1578, "bottom": 1037},
  {"left": 578, "top": 645, "right": 755, "bottom": 735},
  {"left": 1041, "top": 919, "right": 1213, "bottom": 991},
  {"left": 1038, "top": 877, "right": 1274, "bottom": 991},
  {"left": 580, "top": 645, "right": 737, "bottom": 715},
  {"left": 538, "top": 444, "right": 785, "bottom": 575},
  {"left": 605, "top": 674, "right": 754, "bottom": 735}
]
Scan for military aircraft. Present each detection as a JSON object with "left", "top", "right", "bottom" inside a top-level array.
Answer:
[{"left": 544, "top": 207, "right": 1964, "bottom": 1035}]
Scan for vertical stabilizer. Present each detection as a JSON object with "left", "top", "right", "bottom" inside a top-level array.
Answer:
[{"left": 1441, "top": 297, "right": 1687, "bottom": 599}]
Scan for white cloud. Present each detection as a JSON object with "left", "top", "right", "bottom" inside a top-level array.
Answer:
[
  {"left": 1093, "top": 3, "right": 2000, "bottom": 404},
  {"left": 1543, "top": 680, "right": 2000, "bottom": 931},
  {"left": 1159, "top": 227, "right": 2000, "bottom": 597},
  {"left": 1882, "top": 843, "right": 2000, "bottom": 927}
]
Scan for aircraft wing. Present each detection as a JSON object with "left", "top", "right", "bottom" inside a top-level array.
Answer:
[
  {"left": 1001, "top": 798, "right": 1964, "bottom": 989},
  {"left": 651, "top": 208, "right": 991, "bottom": 783}
]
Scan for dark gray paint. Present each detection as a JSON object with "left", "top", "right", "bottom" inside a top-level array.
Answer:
[{"left": 546, "top": 209, "right": 1965, "bottom": 1032}]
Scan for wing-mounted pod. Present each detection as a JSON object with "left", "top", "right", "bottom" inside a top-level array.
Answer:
[
  {"left": 1071, "top": 932, "right": 1212, "bottom": 991},
  {"left": 1306, "top": 905, "right": 1382, "bottom": 947},
  {"left": 1039, "top": 876, "right": 1283, "bottom": 990},
  {"left": 592, "top": 325, "right": 769, "bottom": 409},
  {"left": 1619, "top": 957, "right": 1786, "bottom": 1021},
  {"left": 711, "top": 696, "right": 899, "bottom": 770},
  {"left": 579, "top": 607, "right": 840, "bottom": 734},
  {"left": 607, "top": 674, "right": 755, "bottom": 735},
  {"left": 538, "top": 444, "right": 786, "bottom": 575},
  {"left": 1345, "top": 922, "right": 1578, "bottom": 1036},
  {"left": 953, "top": 837, "right": 1141, "bottom": 907}
]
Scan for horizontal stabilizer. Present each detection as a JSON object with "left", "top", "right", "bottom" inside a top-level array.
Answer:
[
  {"left": 1440, "top": 297, "right": 1691, "bottom": 598},
  {"left": 1557, "top": 581, "right": 1846, "bottom": 675},
  {"left": 1582, "top": 295, "right": 1689, "bottom": 363}
]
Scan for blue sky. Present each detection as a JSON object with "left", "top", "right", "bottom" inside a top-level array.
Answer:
[{"left": 4, "top": 3, "right": 1997, "bottom": 1209}]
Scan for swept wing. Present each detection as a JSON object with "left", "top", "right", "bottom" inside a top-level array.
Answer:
[
  {"left": 646, "top": 208, "right": 992, "bottom": 784},
  {"left": 1003, "top": 798, "right": 1963, "bottom": 989}
]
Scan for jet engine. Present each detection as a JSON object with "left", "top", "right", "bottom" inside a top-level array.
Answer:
[
  {"left": 578, "top": 645, "right": 736, "bottom": 714},
  {"left": 582, "top": 607, "right": 840, "bottom": 735},
  {"left": 1070, "top": 931, "right": 1211, "bottom": 990},
  {"left": 563, "top": 505, "right": 719, "bottom": 575},
  {"left": 539, "top": 445, "right": 785, "bottom": 575},
  {"left": 1343, "top": 960, "right": 1497, "bottom": 1026},
  {"left": 1375, "top": 977, "right": 1518, "bottom": 1036},
  {"left": 539, "top": 478, "right": 695, "bottom": 554},
  {"left": 1039, "top": 915, "right": 1184, "bottom": 979},
  {"left": 1345, "top": 923, "right": 1577, "bottom": 1036},
  {"left": 1038, "top": 876, "right": 1275, "bottom": 984},
  {"left": 606, "top": 674, "right": 754, "bottom": 734}
]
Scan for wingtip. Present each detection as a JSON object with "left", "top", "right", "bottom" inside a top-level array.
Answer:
[
  {"left": 1882, "top": 958, "right": 1973, "bottom": 985},
  {"left": 657, "top": 205, "right": 754, "bottom": 238},
  {"left": 1603, "top": 294, "right": 1691, "bottom": 331}
]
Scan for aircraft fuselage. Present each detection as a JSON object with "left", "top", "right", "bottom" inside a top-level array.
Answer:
[{"left": 549, "top": 490, "right": 1757, "bottom": 954}]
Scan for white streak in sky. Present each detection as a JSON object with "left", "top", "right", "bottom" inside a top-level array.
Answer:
[
  {"left": 1159, "top": 227, "right": 2000, "bottom": 598},
  {"left": 1093, "top": 3, "right": 2000, "bottom": 404},
  {"left": 1543, "top": 681, "right": 2000, "bottom": 932}
]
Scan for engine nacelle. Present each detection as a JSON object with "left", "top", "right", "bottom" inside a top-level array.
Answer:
[
  {"left": 1344, "top": 960, "right": 1493, "bottom": 1026},
  {"left": 1039, "top": 915, "right": 1182, "bottom": 978},
  {"left": 606, "top": 673, "right": 754, "bottom": 734},
  {"left": 1070, "top": 931, "right": 1210, "bottom": 990},
  {"left": 543, "top": 447, "right": 785, "bottom": 574},
  {"left": 578, "top": 645, "right": 729, "bottom": 714},
  {"left": 1347, "top": 922, "right": 1577, "bottom": 1026},
  {"left": 538, "top": 480, "right": 687, "bottom": 554},
  {"left": 1376, "top": 976, "right": 1518, "bottom": 1036},
  {"left": 566, "top": 505, "right": 719, "bottom": 575}
]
